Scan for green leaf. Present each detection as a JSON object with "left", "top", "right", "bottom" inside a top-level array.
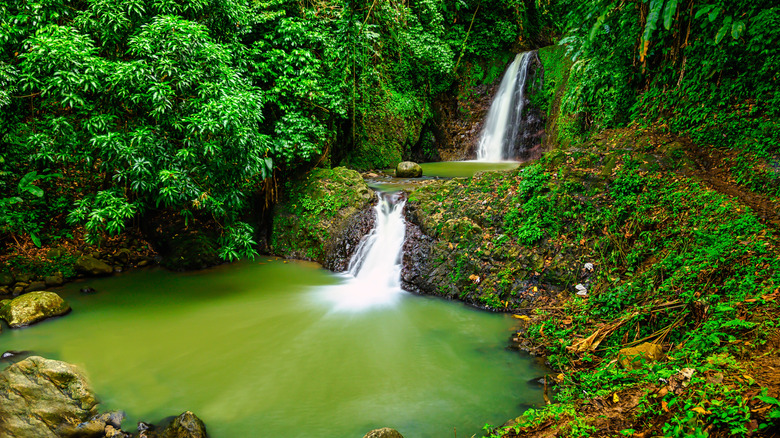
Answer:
[
  {"left": 708, "top": 8, "right": 720, "bottom": 22},
  {"left": 18, "top": 170, "right": 39, "bottom": 188},
  {"left": 640, "top": 0, "right": 665, "bottom": 61},
  {"left": 589, "top": 11, "right": 609, "bottom": 41},
  {"left": 694, "top": 5, "right": 713, "bottom": 20},
  {"left": 731, "top": 20, "right": 745, "bottom": 40},
  {"left": 30, "top": 232, "right": 42, "bottom": 248},
  {"left": 757, "top": 394, "right": 780, "bottom": 405},
  {"left": 715, "top": 16, "right": 732, "bottom": 44},
  {"left": 662, "top": 0, "right": 679, "bottom": 30},
  {"left": 24, "top": 185, "right": 44, "bottom": 198}
]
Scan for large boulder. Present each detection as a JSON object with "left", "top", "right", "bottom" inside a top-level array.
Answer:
[
  {"left": 74, "top": 255, "right": 113, "bottom": 276},
  {"left": 0, "top": 356, "right": 100, "bottom": 437},
  {"left": 363, "top": 428, "right": 404, "bottom": 438},
  {"left": 271, "top": 167, "right": 374, "bottom": 263},
  {"left": 395, "top": 161, "right": 423, "bottom": 178},
  {"left": 162, "top": 411, "right": 208, "bottom": 438},
  {"left": 0, "top": 291, "right": 70, "bottom": 327}
]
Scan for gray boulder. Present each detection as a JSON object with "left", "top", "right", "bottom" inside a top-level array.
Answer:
[
  {"left": 395, "top": 161, "right": 422, "bottom": 178},
  {"left": 0, "top": 291, "right": 70, "bottom": 327},
  {"left": 364, "top": 428, "right": 405, "bottom": 438},
  {"left": 75, "top": 255, "right": 113, "bottom": 276},
  {"left": 0, "top": 356, "right": 100, "bottom": 437},
  {"left": 162, "top": 411, "right": 208, "bottom": 438}
]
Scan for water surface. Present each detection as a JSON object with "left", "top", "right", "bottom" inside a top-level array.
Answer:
[{"left": 2, "top": 260, "right": 544, "bottom": 437}]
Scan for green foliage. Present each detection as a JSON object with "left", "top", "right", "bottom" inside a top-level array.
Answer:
[{"left": 552, "top": 0, "right": 780, "bottom": 196}]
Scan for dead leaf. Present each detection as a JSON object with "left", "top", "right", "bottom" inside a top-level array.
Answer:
[
  {"left": 690, "top": 406, "right": 711, "bottom": 415},
  {"left": 662, "top": 400, "right": 669, "bottom": 412},
  {"left": 613, "top": 393, "right": 620, "bottom": 403}
]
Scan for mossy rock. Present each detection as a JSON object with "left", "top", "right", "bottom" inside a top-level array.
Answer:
[
  {"left": 271, "top": 167, "right": 373, "bottom": 263},
  {"left": 440, "top": 218, "right": 483, "bottom": 242},
  {"left": 0, "top": 356, "right": 99, "bottom": 437},
  {"left": 162, "top": 411, "right": 208, "bottom": 438},
  {"left": 74, "top": 255, "right": 113, "bottom": 276},
  {"left": 0, "top": 291, "right": 71, "bottom": 328},
  {"left": 396, "top": 161, "right": 423, "bottom": 178}
]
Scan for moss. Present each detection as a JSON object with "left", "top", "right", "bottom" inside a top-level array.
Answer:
[
  {"left": 342, "top": 89, "right": 429, "bottom": 171},
  {"left": 271, "top": 167, "right": 373, "bottom": 262},
  {"left": 538, "top": 44, "right": 579, "bottom": 149}
]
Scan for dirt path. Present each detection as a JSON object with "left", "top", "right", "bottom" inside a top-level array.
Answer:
[{"left": 683, "top": 140, "right": 780, "bottom": 229}]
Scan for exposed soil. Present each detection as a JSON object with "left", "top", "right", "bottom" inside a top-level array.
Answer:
[{"left": 683, "top": 141, "right": 780, "bottom": 229}]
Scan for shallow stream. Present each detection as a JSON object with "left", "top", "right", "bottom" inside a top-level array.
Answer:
[{"left": 2, "top": 260, "right": 545, "bottom": 437}]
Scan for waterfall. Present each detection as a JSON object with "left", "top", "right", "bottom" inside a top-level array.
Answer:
[
  {"left": 317, "top": 191, "right": 407, "bottom": 311},
  {"left": 476, "top": 51, "right": 534, "bottom": 162}
]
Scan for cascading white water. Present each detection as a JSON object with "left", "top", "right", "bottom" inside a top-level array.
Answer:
[
  {"left": 317, "top": 191, "right": 407, "bottom": 311},
  {"left": 476, "top": 52, "right": 534, "bottom": 162}
]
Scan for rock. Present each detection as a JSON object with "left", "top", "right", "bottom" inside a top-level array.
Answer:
[
  {"left": 138, "top": 422, "right": 155, "bottom": 432},
  {"left": 162, "top": 411, "right": 207, "bottom": 438},
  {"left": 1, "top": 350, "right": 31, "bottom": 360},
  {"left": 99, "top": 412, "right": 126, "bottom": 430},
  {"left": 395, "top": 161, "right": 422, "bottom": 178},
  {"left": 44, "top": 272, "right": 64, "bottom": 287},
  {"left": 0, "top": 356, "right": 100, "bottom": 437},
  {"left": 618, "top": 342, "right": 664, "bottom": 369},
  {"left": 0, "top": 291, "right": 71, "bottom": 328},
  {"left": 80, "top": 287, "right": 97, "bottom": 295},
  {"left": 12, "top": 285, "right": 25, "bottom": 296},
  {"left": 24, "top": 281, "right": 47, "bottom": 293},
  {"left": 363, "top": 427, "right": 405, "bottom": 438},
  {"left": 75, "top": 255, "right": 114, "bottom": 276},
  {"left": 47, "top": 247, "right": 67, "bottom": 259},
  {"left": 114, "top": 248, "right": 132, "bottom": 264},
  {"left": 0, "top": 285, "right": 9, "bottom": 295},
  {"left": 440, "top": 218, "right": 482, "bottom": 242},
  {"left": 0, "top": 271, "right": 13, "bottom": 286},
  {"left": 105, "top": 425, "right": 123, "bottom": 437},
  {"left": 14, "top": 272, "right": 32, "bottom": 283}
]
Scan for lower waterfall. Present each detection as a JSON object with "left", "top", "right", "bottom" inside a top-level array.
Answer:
[{"left": 319, "top": 191, "right": 407, "bottom": 311}]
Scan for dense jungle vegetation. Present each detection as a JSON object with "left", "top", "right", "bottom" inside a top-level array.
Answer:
[
  {"left": 2, "top": 0, "right": 777, "bottom": 260},
  {"left": 0, "top": 0, "right": 558, "bottom": 259},
  {"left": 2, "top": 0, "right": 780, "bottom": 436}
]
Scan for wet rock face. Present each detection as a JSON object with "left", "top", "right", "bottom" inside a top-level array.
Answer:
[
  {"left": 0, "top": 291, "right": 70, "bottom": 328},
  {"left": 0, "top": 356, "right": 100, "bottom": 438},
  {"left": 324, "top": 202, "right": 376, "bottom": 272},
  {"left": 507, "top": 52, "right": 546, "bottom": 161},
  {"left": 401, "top": 219, "right": 434, "bottom": 295}
]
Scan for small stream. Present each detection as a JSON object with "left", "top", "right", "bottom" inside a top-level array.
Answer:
[{"left": 2, "top": 261, "right": 545, "bottom": 437}]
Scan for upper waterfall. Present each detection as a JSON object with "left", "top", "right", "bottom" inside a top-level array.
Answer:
[
  {"left": 317, "top": 191, "right": 407, "bottom": 311},
  {"left": 476, "top": 52, "right": 535, "bottom": 161}
]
